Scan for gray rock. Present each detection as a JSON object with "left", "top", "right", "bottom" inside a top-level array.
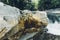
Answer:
[{"left": 0, "top": 2, "right": 49, "bottom": 40}]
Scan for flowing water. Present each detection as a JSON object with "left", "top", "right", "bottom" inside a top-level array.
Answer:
[
  {"left": 46, "top": 12, "right": 60, "bottom": 35},
  {"left": 46, "top": 21, "right": 60, "bottom": 35}
]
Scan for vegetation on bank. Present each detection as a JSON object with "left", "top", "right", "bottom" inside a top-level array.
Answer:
[{"left": 0, "top": 0, "right": 60, "bottom": 10}]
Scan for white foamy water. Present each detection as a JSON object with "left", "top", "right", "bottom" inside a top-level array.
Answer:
[{"left": 46, "top": 21, "right": 60, "bottom": 35}]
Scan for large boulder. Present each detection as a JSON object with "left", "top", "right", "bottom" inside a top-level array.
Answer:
[
  {"left": 19, "top": 10, "right": 48, "bottom": 40},
  {"left": 0, "top": 2, "right": 48, "bottom": 40}
]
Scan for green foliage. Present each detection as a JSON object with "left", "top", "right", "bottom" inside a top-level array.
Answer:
[
  {"left": 0, "top": 0, "right": 60, "bottom": 10},
  {"left": 38, "top": 0, "right": 60, "bottom": 10}
]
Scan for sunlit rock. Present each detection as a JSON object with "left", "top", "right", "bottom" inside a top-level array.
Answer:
[
  {"left": 0, "top": 2, "right": 48, "bottom": 40},
  {"left": 21, "top": 10, "right": 48, "bottom": 33}
]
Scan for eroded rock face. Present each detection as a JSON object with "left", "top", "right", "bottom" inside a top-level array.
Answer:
[
  {"left": 0, "top": 2, "right": 48, "bottom": 40},
  {"left": 0, "top": 2, "right": 21, "bottom": 40},
  {"left": 20, "top": 10, "right": 48, "bottom": 33}
]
